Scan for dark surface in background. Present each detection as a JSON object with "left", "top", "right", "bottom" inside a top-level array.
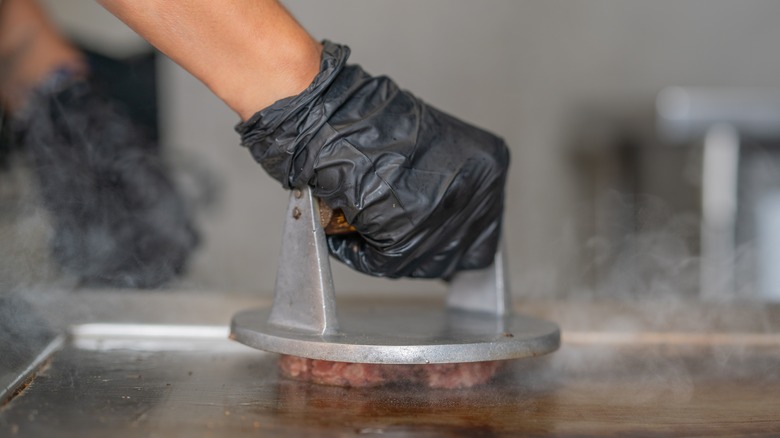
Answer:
[
  {"left": 0, "top": 47, "right": 159, "bottom": 169},
  {"left": 81, "top": 47, "right": 159, "bottom": 145}
]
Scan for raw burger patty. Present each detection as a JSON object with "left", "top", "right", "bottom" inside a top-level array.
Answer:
[{"left": 278, "top": 355, "right": 506, "bottom": 389}]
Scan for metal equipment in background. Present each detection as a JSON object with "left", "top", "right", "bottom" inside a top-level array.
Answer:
[
  {"left": 231, "top": 186, "right": 560, "bottom": 364},
  {"left": 657, "top": 87, "right": 780, "bottom": 301}
]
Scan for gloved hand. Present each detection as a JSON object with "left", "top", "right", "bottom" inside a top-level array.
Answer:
[
  {"left": 11, "top": 70, "right": 199, "bottom": 288},
  {"left": 237, "top": 41, "right": 509, "bottom": 279}
]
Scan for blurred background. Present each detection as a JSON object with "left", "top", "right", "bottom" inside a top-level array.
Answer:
[{"left": 4, "top": 0, "right": 780, "bottom": 301}]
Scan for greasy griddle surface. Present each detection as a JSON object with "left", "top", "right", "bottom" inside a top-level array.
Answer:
[{"left": 1, "top": 337, "right": 779, "bottom": 436}]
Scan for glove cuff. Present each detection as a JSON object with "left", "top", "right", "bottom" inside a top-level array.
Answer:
[{"left": 235, "top": 40, "right": 350, "bottom": 188}]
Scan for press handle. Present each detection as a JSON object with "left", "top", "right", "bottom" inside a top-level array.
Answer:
[{"left": 317, "top": 198, "right": 357, "bottom": 235}]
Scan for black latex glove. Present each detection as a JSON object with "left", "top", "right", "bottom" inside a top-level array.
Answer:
[
  {"left": 237, "top": 41, "right": 509, "bottom": 279},
  {"left": 12, "top": 71, "right": 198, "bottom": 288}
]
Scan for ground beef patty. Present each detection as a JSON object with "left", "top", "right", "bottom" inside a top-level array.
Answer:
[{"left": 278, "top": 355, "right": 506, "bottom": 389}]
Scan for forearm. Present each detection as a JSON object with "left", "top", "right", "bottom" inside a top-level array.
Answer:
[{"left": 96, "top": 0, "right": 322, "bottom": 120}]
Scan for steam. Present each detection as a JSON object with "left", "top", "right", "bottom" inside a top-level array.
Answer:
[
  {"left": 575, "top": 190, "right": 759, "bottom": 302},
  {"left": 2, "top": 77, "right": 201, "bottom": 290},
  {"left": 0, "top": 153, "right": 64, "bottom": 292},
  {"left": 513, "top": 188, "right": 779, "bottom": 406}
]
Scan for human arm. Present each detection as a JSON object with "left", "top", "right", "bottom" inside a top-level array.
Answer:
[
  {"left": 97, "top": 0, "right": 509, "bottom": 279},
  {"left": 96, "top": 0, "right": 321, "bottom": 120}
]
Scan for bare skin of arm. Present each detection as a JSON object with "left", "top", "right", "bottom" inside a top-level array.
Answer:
[
  {"left": 0, "top": 0, "right": 84, "bottom": 111},
  {"left": 96, "top": 0, "right": 323, "bottom": 121}
]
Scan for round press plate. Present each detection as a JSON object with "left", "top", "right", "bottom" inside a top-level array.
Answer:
[{"left": 230, "top": 300, "right": 560, "bottom": 364}]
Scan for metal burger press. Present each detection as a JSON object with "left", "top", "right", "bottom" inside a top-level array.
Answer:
[{"left": 230, "top": 187, "right": 560, "bottom": 365}]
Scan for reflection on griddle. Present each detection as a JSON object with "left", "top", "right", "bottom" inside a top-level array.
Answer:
[{"left": 268, "top": 357, "right": 558, "bottom": 436}]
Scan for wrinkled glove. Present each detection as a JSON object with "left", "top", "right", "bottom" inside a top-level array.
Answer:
[
  {"left": 12, "top": 70, "right": 199, "bottom": 288},
  {"left": 237, "top": 41, "right": 509, "bottom": 279}
]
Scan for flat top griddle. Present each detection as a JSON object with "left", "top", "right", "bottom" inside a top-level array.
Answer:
[{"left": 1, "top": 313, "right": 779, "bottom": 437}]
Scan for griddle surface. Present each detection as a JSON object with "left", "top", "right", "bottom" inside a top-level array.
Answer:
[{"left": 1, "top": 328, "right": 779, "bottom": 437}]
